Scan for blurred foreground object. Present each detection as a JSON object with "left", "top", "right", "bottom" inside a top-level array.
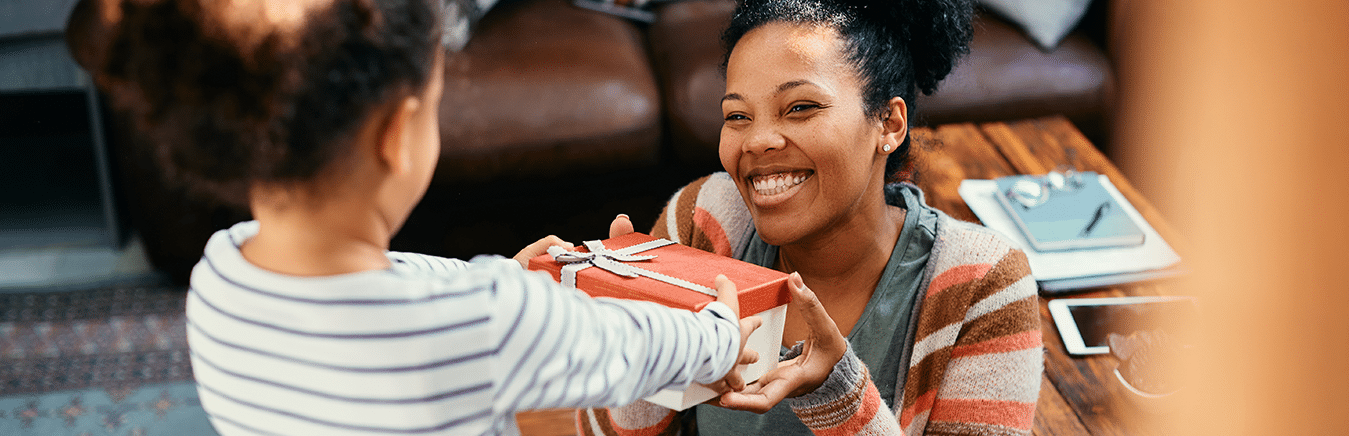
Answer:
[{"left": 1112, "top": 0, "right": 1349, "bottom": 433}]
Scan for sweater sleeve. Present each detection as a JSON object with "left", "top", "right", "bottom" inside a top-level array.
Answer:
[
  {"left": 784, "top": 258, "right": 1038, "bottom": 436},
  {"left": 922, "top": 248, "right": 1041, "bottom": 435},
  {"left": 786, "top": 344, "right": 905, "bottom": 435},
  {"left": 650, "top": 172, "right": 756, "bottom": 259},
  {"left": 899, "top": 236, "right": 1042, "bottom": 436}
]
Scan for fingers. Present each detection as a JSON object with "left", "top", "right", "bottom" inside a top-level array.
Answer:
[
  {"left": 737, "top": 348, "right": 760, "bottom": 366},
  {"left": 609, "top": 214, "right": 635, "bottom": 239},
  {"left": 703, "top": 379, "right": 731, "bottom": 397},
  {"left": 540, "top": 235, "right": 573, "bottom": 250},
  {"left": 738, "top": 315, "right": 763, "bottom": 363},
  {"left": 784, "top": 273, "right": 846, "bottom": 393},
  {"left": 718, "top": 371, "right": 800, "bottom": 414},
  {"left": 739, "top": 315, "right": 762, "bottom": 342},
  {"left": 714, "top": 274, "right": 740, "bottom": 319},
  {"left": 512, "top": 235, "right": 573, "bottom": 269},
  {"left": 524, "top": 235, "right": 572, "bottom": 254},
  {"left": 713, "top": 275, "right": 749, "bottom": 391},
  {"left": 723, "top": 364, "right": 745, "bottom": 392},
  {"left": 787, "top": 272, "right": 844, "bottom": 348}
]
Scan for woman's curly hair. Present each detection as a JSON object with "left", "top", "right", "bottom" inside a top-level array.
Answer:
[
  {"left": 66, "top": 0, "right": 442, "bottom": 205},
  {"left": 722, "top": 0, "right": 974, "bottom": 181}
]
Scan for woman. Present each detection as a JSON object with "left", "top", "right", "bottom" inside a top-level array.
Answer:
[{"left": 581, "top": 0, "right": 1042, "bottom": 434}]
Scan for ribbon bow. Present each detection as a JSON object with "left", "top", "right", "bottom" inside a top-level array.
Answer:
[{"left": 546, "top": 238, "right": 719, "bottom": 298}]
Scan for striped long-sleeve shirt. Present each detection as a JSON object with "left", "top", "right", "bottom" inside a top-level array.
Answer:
[
  {"left": 187, "top": 221, "right": 741, "bottom": 436},
  {"left": 581, "top": 174, "right": 1042, "bottom": 436}
]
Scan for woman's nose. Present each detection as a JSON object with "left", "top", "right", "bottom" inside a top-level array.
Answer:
[{"left": 743, "top": 124, "right": 786, "bottom": 155}]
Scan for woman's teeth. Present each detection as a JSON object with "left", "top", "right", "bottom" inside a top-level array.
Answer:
[{"left": 751, "top": 172, "right": 808, "bottom": 196}]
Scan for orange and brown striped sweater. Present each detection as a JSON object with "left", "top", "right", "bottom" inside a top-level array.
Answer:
[{"left": 578, "top": 173, "right": 1042, "bottom": 436}]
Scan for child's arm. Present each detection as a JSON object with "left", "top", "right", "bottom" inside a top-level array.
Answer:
[
  {"left": 385, "top": 235, "right": 571, "bottom": 274},
  {"left": 487, "top": 260, "right": 750, "bottom": 414}
]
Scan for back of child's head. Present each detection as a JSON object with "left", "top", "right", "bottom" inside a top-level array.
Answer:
[{"left": 67, "top": 0, "right": 442, "bottom": 205}]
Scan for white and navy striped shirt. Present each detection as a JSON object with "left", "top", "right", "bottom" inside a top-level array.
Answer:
[{"left": 186, "top": 221, "right": 739, "bottom": 435}]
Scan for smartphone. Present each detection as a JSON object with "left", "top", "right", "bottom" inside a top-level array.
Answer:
[{"left": 1047, "top": 296, "right": 1197, "bottom": 355}]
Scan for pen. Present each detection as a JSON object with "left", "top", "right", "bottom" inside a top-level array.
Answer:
[{"left": 1080, "top": 202, "right": 1110, "bottom": 237}]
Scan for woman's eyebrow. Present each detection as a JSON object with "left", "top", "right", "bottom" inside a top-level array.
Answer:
[
  {"left": 775, "top": 80, "right": 813, "bottom": 95},
  {"left": 722, "top": 80, "right": 818, "bottom": 104}
]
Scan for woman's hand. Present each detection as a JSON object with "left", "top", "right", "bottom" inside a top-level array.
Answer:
[
  {"left": 608, "top": 213, "right": 635, "bottom": 238},
  {"left": 717, "top": 272, "right": 847, "bottom": 413},
  {"left": 511, "top": 236, "right": 573, "bottom": 269}
]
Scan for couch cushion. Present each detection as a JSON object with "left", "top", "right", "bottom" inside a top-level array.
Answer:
[
  {"left": 915, "top": 12, "right": 1114, "bottom": 141},
  {"left": 977, "top": 0, "right": 1093, "bottom": 51},
  {"left": 648, "top": 1, "right": 1114, "bottom": 168},
  {"left": 436, "top": 0, "right": 662, "bottom": 184},
  {"left": 441, "top": 0, "right": 502, "bottom": 51},
  {"left": 646, "top": 0, "right": 735, "bottom": 172}
]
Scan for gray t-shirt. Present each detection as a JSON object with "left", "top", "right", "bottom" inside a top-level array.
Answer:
[{"left": 696, "top": 184, "right": 939, "bottom": 435}]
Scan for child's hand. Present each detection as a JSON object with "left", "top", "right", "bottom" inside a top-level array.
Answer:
[
  {"left": 512, "top": 235, "right": 573, "bottom": 269},
  {"left": 706, "top": 275, "right": 762, "bottom": 394},
  {"left": 512, "top": 214, "right": 631, "bottom": 269}
]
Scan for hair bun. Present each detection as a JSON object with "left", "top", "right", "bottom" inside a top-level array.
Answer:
[{"left": 850, "top": 0, "right": 974, "bottom": 95}]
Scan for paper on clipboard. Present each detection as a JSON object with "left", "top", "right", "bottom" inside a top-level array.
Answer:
[{"left": 959, "top": 175, "right": 1181, "bottom": 283}]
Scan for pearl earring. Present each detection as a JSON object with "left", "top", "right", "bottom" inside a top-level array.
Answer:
[{"left": 882, "top": 143, "right": 892, "bottom": 152}]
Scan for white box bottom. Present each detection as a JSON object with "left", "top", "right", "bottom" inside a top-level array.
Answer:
[{"left": 643, "top": 304, "right": 788, "bottom": 411}]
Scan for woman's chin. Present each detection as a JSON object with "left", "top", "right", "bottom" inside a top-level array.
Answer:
[
  {"left": 749, "top": 215, "right": 807, "bottom": 248},
  {"left": 739, "top": 178, "right": 820, "bottom": 246}
]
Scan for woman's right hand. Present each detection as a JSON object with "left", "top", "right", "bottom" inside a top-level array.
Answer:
[{"left": 717, "top": 272, "right": 847, "bottom": 413}]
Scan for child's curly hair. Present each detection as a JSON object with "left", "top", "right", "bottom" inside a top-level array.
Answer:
[
  {"left": 67, "top": 0, "right": 442, "bottom": 205},
  {"left": 722, "top": 0, "right": 975, "bottom": 182}
]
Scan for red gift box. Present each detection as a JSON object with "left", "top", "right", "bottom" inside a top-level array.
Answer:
[
  {"left": 527, "top": 232, "right": 790, "bottom": 318},
  {"left": 528, "top": 232, "right": 792, "bottom": 410}
]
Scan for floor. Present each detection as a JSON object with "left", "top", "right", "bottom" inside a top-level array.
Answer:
[
  {"left": 0, "top": 230, "right": 218, "bottom": 436},
  {"left": 0, "top": 233, "right": 155, "bottom": 292}
]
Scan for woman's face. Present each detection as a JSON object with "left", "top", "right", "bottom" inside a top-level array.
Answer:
[{"left": 720, "top": 22, "right": 890, "bottom": 246}]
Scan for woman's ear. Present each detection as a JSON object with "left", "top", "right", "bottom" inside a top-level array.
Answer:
[
  {"left": 880, "top": 96, "right": 908, "bottom": 154},
  {"left": 376, "top": 96, "right": 422, "bottom": 176}
]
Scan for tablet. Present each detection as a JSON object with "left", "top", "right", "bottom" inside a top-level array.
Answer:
[{"left": 1047, "top": 296, "right": 1197, "bottom": 355}]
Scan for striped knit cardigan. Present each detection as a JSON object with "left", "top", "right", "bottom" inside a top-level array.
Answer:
[{"left": 577, "top": 173, "right": 1043, "bottom": 436}]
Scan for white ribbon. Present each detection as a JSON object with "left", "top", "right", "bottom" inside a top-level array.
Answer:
[{"left": 546, "top": 238, "right": 719, "bottom": 298}]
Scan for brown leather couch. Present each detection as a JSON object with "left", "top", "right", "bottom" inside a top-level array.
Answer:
[{"left": 114, "top": 0, "right": 1116, "bottom": 283}]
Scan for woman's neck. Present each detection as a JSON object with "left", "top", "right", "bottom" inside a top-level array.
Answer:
[
  {"left": 776, "top": 201, "right": 906, "bottom": 298},
  {"left": 774, "top": 198, "right": 905, "bottom": 342}
]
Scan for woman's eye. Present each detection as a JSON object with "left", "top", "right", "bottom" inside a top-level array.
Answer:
[
  {"left": 789, "top": 103, "right": 820, "bottom": 113},
  {"left": 724, "top": 113, "right": 749, "bottom": 122}
]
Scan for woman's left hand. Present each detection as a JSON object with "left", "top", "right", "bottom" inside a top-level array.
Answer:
[{"left": 717, "top": 272, "right": 847, "bottom": 413}]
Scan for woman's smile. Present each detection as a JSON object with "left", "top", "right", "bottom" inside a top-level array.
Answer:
[{"left": 748, "top": 169, "right": 814, "bottom": 205}]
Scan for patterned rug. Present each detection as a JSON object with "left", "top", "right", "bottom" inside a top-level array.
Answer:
[{"left": 0, "top": 281, "right": 217, "bottom": 435}]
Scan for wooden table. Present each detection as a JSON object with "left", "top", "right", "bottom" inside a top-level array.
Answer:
[
  {"left": 518, "top": 116, "right": 1179, "bottom": 435},
  {"left": 907, "top": 116, "right": 1182, "bottom": 436}
]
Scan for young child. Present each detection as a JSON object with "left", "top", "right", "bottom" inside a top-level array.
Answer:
[{"left": 64, "top": 0, "right": 759, "bottom": 434}]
